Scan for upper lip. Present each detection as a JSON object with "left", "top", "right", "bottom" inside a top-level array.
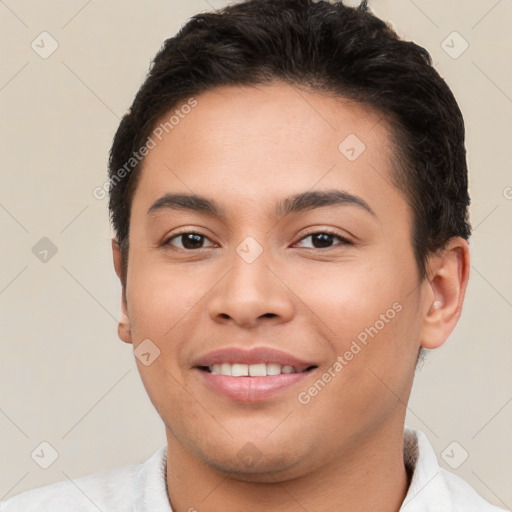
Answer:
[{"left": 192, "top": 347, "right": 317, "bottom": 371}]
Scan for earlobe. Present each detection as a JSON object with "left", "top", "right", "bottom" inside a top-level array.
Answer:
[
  {"left": 420, "top": 237, "right": 470, "bottom": 350},
  {"left": 117, "top": 308, "right": 133, "bottom": 345},
  {"left": 112, "top": 238, "right": 133, "bottom": 345}
]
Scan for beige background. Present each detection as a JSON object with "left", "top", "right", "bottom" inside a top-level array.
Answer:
[{"left": 0, "top": 0, "right": 511, "bottom": 508}]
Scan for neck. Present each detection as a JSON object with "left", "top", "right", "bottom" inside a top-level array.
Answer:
[{"left": 165, "top": 422, "right": 410, "bottom": 512}]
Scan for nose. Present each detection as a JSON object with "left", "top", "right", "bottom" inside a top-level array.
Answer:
[{"left": 207, "top": 245, "right": 295, "bottom": 329}]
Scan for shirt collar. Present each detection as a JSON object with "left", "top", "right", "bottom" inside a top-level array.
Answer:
[
  {"left": 134, "top": 445, "right": 173, "bottom": 511},
  {"left": 400, "top": 426, "right": 446, "bottom": 511},
  {"left": 134, "top": 427, "right": 453, "bottom": 512}
]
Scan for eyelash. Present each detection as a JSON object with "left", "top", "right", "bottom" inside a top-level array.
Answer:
[{"left": 163, "top": 229, "right": 352, "bottom": 251}]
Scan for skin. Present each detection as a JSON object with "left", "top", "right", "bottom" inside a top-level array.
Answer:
[{"left": 112, "top": 82, "right": 470, "bottom": 512}]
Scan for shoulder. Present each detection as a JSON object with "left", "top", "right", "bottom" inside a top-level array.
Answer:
[
  {"left": 0, "top": 466, "right": 137, "bottom": 512},
  {"left": 0, "top": 446, "right": 168, "bottom": 512},
  {"left": 402, "top": 427, "right": 507, "bottom": 512},
  {"left": 436, "top": 467, "right": 506, "bottom": 512}
]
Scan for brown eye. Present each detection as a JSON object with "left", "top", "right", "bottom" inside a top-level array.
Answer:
[
  {"left": 164, "top": 232, "right": 215, "bottom": 250},
  {"left": 295, "top": 231, "right": 352, "bottom": 250}
]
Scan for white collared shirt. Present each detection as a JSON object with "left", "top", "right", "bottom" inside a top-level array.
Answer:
[{"left": 0, "top": 427, "right": 506, "bottom": 511}]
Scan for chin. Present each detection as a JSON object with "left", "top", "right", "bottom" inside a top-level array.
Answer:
[
  {"left": 191, "top": 436, "right": 312, "bottom": 482},
  {"left": 204, "top": 450, "right": 307, "bottom": 483}
]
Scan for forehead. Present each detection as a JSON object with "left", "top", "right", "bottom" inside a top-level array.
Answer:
[
  {"left": 149, "top": 83, "right": 391, "bottom": 166},
  {"left": 131, "top": 82, "right": 408, "bottom": 226}
]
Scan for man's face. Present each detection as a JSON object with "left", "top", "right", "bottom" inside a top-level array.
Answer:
[{"left": 120, "top": 82, "right": 429, "bottom": 480}]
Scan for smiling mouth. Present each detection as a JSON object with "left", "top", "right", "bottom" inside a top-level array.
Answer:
[{"left": 198, "top": 363, "right": 318, "bottom": 377}]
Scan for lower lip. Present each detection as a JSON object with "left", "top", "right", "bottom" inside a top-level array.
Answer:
[{"left": 196, "top": 369, "right": 313, "bottom": 402}]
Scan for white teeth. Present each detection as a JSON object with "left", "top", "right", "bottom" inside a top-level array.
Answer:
[
  {"left": 207, "top": 362, "right": 301, "bottom": 376},
  {"left": 249, "top": 363, "right": 266, "bottom": 377},
  {"left": 220, "top": 363, "right": 231, "bottom": 376},
  {"left": 266, "top": 363, "right": 281, "bottom": 375},
  {"left": 231, "top": 363, "right": 249, "bottom": 376}
]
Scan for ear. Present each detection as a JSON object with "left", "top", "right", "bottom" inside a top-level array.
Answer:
[
  {"left": 112, "top": 238, "right": 133, "bottom": 345},
  {"left": 420, "top": 237, "right": 470, "bottom": 350}
]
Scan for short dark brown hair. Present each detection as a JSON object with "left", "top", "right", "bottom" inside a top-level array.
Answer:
[{"left": 108, "top": 0, "right": 471, "bottom": 286}]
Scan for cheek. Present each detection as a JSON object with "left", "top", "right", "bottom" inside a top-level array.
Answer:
[
  {"left": 295, "top": 294, "right": 420, "bottom": 445},
  {"left": 288, "top": 252, "right": 407, "bottom": 348},
  {"left": 126, "top": 254, "right": 208, "bottom": 342},
  {"left": 125, "top": 260, "right": 204, "bottom": 414},
  {"left": 295, "top": 252, "right": 421, "bottom": 394}
]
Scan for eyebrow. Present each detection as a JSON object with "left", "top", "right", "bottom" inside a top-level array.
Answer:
[{"left": 147, "top": 189, "right": 376, "bottom": 219}]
